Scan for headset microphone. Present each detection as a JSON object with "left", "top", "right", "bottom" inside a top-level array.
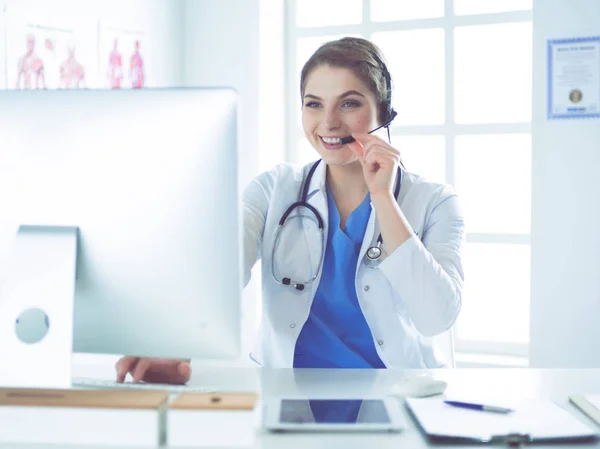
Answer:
[{"left": 339, "top": 110, "right": 397, "bottom": 145}]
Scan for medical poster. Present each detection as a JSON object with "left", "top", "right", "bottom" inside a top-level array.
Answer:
[
  {"left": 5, "top": 9, "right": 97, "bottom": 90},
  {"left": 99, "top": 23, "right": 148, "bottom": 89},
  {"left": 548, "top": 36, "right": 600, "bottom": 119},
  {"left": 0, "top": 6, "right": 6, "bottom": 89}
]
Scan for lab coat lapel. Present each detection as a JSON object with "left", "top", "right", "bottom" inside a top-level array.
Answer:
[
  {"left": 304, "top": 159, "right": 328, "bottom": 220},
  {"left": 356, "top": 168, "right": 403, "bottom": 275},
  {"left": 302, "top": 160, "right": 328, "bottom": 297},
  {"left": 356, "top": 206, "right": 378, "bottom": 276}
]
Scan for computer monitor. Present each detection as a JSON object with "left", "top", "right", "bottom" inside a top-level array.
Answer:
[{"left": 0, "top": 88, "right": 241, "bottom": 386}]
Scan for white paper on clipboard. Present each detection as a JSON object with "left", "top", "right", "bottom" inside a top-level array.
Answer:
[{"left": 406, "top": 397, "right": 597, "bottom": 442}]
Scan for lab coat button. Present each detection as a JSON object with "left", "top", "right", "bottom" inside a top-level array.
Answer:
[
  {"left": 290, "top": 323, "right": 296, "bottom": 328},
  {"left": 378, "top": 340, "right": 384, "bottom": 346},
  {"left": 364, "top": 285, "right": 370, "bottom": 292}
]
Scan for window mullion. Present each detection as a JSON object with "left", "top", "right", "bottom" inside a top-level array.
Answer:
[
  {"left": 389, "top": 123, "right": 531, "bottom": 135},
  {"left": 286, "top": 0, "right": 299, "bottom": 163},
  {"left": 467, "top": 233, "right": 531, "bottom": 245},
  {"left": 445, "top": 0, "right": 456, "bottom": 187},
  {"left": 363, "top": 0, "right": 371, "bottom": 30}
]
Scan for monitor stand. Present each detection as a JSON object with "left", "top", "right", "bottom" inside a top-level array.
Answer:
[{"left": 0, "top": 225, "right": 78, "bottom": 389}]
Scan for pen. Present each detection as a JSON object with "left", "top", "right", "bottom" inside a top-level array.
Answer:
[{"left": 444, "top": 400, "right": 514, "bottom": 414}]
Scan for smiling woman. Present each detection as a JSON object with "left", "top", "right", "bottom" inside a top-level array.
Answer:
[
  {"left": 248, "top": 37, "right": 465, "bottom": 371},
  {"left": 116, "top": 37, "right": 466, "bottom": 383}
]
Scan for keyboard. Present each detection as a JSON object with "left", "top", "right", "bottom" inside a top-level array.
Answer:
[{"left": 71, "top": 377, "right": 213, "bottom": 393}]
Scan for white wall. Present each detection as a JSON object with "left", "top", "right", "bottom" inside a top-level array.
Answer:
[
  {"left": 529, "top": 0, "right": 600, "bottom": 367},
  {"left": 259, "top": 0, "right": 285, "bottom": 172},
  {"left": 2, "top": 0, "right": 183, "bottom": 88},
  {"left": 181, "top": 0, "right": 265, "bottom": 365},
  {"left": 181, "top": 0, "right": 261, "bottom": 188}
]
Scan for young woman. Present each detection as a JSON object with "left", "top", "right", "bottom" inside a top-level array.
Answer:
[{"left": 116, "top": 37, "right": 464, "bottom": 384}]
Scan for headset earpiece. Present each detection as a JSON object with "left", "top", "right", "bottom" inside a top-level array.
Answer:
[{"left": 372, "top": 53, "right": 396, "bottom": 127}]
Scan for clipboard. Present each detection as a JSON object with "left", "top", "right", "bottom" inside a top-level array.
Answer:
[
  {"left": 405, "top": 397, "right": 598, "bottom": 446},
  {"left": 570, "top": 395, "right": 600, "bottom": 427}
]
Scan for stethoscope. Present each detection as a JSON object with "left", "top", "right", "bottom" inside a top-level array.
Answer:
[{"left": 271, "top": 159, "right": 403, "bottom": 291}]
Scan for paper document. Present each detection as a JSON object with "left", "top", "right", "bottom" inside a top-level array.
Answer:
[{"left": 406, "top": 397, "right": 597, "bottom": 442}]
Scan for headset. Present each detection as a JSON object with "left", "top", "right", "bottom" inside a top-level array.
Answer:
[{"left": 339, "top": 51, "right": 398, "bottom": 146}]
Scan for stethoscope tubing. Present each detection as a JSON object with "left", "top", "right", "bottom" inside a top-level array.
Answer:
[{"left": 271, "top": 159, "right": 402, "bottom": 289}]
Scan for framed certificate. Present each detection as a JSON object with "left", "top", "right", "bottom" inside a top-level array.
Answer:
[
  {"left": 547, "top": 36, "right": 600, "bottom": 119},
  {"left": 0, "top": 6, "right": 5, "bottom": 89}
]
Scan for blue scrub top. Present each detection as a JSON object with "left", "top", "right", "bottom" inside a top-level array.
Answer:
[{"left": 293, "top": 186, "right": 386, "bottom": 368}]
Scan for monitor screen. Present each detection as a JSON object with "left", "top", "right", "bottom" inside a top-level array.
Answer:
[{"left": 0, "top": 88, "right": 241, "bottom": 361}]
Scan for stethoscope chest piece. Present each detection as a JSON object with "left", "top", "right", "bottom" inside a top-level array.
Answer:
[
  {"left": 364, "top": 241, "right": 385, "bottom": 268},
  {"left": 367, "top": 246, "right": 382, "bottom": 261}
]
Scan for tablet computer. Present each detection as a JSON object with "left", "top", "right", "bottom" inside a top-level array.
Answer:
[{"left": 263, "top": 398, "right": 405, "bottom": 432}]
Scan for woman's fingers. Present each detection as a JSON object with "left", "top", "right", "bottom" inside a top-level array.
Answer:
[
  {"left": 131, "top": 358, "right": 152, "bottom": 383},
  {"left": 362, "top": 141, "right": 401, "bottom": 161},
  {"left": 115, "top": 357, "right": 192, "bottom": 385},
  {"left": 352, "top": 133, "right": 401, "bottom": 157},
  {"left": 364, "top": 147, "right": 400, "bottom": 173},
  {"left": 352, "top": 134, "right": 401, "bottom": 171},
  {"left": 141, "top": 360, "right": 192, "bottom": 385},
  {"left": 347, "top": 140, "right": 366, "bottom": 164},
  {"left": 115, "top": 356, "right": 139, "bottom": 383}
]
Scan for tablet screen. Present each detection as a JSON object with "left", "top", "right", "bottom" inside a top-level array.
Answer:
[{"left": 280, "top": 399, "right": 391, "bottom": 424}]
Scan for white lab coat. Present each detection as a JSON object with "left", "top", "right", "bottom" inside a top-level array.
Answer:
[{"left": 243, "top": 160, "right": 464, "bottom": 368}]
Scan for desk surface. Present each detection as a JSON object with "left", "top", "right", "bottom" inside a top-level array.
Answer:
[{"left": 12, "top": 365, "right": 600, "bottom": 448}]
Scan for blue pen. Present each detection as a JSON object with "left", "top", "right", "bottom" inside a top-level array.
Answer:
[{"left": 444, "top": 400, "right": 514, "bottom": 414}]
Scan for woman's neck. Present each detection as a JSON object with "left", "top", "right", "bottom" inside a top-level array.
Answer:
[{"left": 326, "top": 162, "right": 368, "bottom": 213}]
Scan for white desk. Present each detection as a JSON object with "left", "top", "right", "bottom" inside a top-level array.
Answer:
[{"left": 12, "top": 365, "right": 600, "bottom": 448}]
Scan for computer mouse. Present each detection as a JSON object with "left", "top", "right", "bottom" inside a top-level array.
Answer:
[{"left": 390, "top": 374, "right": 448, "bottom": 398}]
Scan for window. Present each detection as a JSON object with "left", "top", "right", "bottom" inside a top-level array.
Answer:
[{"left": 286, "top": 0, "right": 532, "bottom": 360}]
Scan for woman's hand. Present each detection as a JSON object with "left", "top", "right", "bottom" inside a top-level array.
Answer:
[
  {"left": 348, "top": 133, "right": 402, "bottom": 197},
  {"left": 348, "top": 133, "right": 412, "bottom": 252},
  {"left": 115, "top": 357, "right": 191, "bottom": 384}
]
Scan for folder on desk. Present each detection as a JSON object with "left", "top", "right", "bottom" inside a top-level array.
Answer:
[{"left": 405, "top": 397, "right": 598, "bottom": 444}]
